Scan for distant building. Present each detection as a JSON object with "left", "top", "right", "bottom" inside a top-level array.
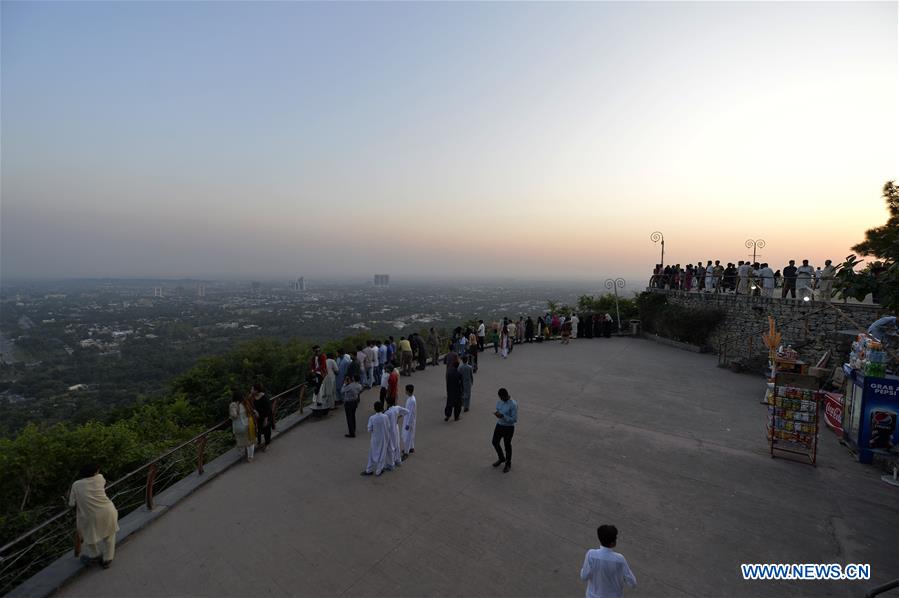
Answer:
[
  {"left": 294, "top": 277, "right": 306, "bottom": 291},
  {"left": 153, "top": 287, "right": 163, "bottom": 297},
  {"left": 373, "top": 274, "right": 390, "bottom": 288},
  {"left": 197, "top": 284, "right": 206, "bottom": 298}
]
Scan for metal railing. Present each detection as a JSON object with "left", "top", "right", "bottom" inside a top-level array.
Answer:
[
  {"left": 0, "top": 383, "right": 306, "bottom": 596},
  {"left": 867, "top": 577, "right": 899, "bottom": 597}
]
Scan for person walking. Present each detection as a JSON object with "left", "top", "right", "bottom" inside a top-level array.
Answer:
[
  {"left": 445, "top": 360, "right": 463, "bottom": 421},
  {"left": 342, "top": 375, "right": 363, "bottom": 438},
  {"left": 229, "top": 390, "right": 257, "bottom": 462},
  {"left": 70, "top": 464, "right": 119, "bottom": 569},
  {"left": 252, "top": 383, "right": 273, "bottom": 451},
  {"left": 401, "top": 384, "right": 417, "bottom": 459},
  {"left": 580, "top": 524, "right": 637, "bottom": 598},
  {"left": 459, "top": 355, "right": 475, "bottom": 412},
  {"left": 361, "top": 401, "right": 390, "bottom": 476},
  {"left": 491, "top": 388, "right": 518, "bottom": 473},
  {"left": 477, "top": 320, "right": 486, "bottom": 352}
]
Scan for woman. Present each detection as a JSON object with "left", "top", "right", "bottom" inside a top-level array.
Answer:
[
  {"left": 69, "top": 464, "right": 119, "bottom": 569},
  {"left": 685, "top": 265, "right": 694, "bottom": 291},
  {"left": 602, "top": 313, "right": 613, "bottom": 338},
  {"left": 500, "top": 328, "right": 510, "bottom": 358},
  {"left": 536, "top": 316, "right": 544, "bottom": 341},
  {"left": 229, "top": 390, "right": 257, "bottom": 462},
  {"left": 316, "top": 352, "right": 338, "bottom": 411}
]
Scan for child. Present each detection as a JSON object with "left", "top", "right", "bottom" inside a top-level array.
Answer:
[
  {"left": 361, "top": 402, "right": 389, "bottom": 476},
  {"left": 401, "top": 384, "right": 417, "bottom": 460}
]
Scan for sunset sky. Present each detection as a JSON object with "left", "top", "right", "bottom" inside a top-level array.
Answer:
[{"left": 1, "top": 1, "right": 896, "bottom": 282}]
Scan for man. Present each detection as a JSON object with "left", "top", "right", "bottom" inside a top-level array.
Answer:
[
  {"left": 704, "top": 260, "right": 714, "bottom": 292},
  {"left": 252, "top": 383, "right": 273, "bottom": 451},
  {"left": 445, "top": 360, "right": 463, "bottom": 422},
  {"left": 355, "top": 345, "right": 369, "bottom": 388},
  {"left": 713, "top": 260, "right": 725, "bottom": 293},
  {"left": 477, "top": 320, "right": 486, "bottom": 352},
  {"left": 695, "top": 261, "right": 706, "bottom": 292},
  {"left": 401, "top": 384, "right": 417, "bottom": 460},
  {"left": 386, "top": 336, "right": 396, "bottom": 367},
  {"left": 525, "top": 316, "right": 535, "bottom": 342},
  {"left": 570, "top": 313, "right": 579, "bottom": 338},
  {"left": 361, "top": 402, "right": 390, "bottom": 476},
  {"left": 580, "top": 525, "right": 637, "bottom": 598},
  {"left": 796, "top": 259, "right": 815, "bottom": 301},
  {"left": 818, "top": 259, "right": 836, "bottom": 301},
  {"left": 342, "top": 375, "right": 363, "bottom": 438},
  {"left": 377, "top": 340, "right": 388, "bottom": 381},
  {"left": 736, "top": 261, "right": 750, "bottom": 295},
  {"left": 506, "top": 319, "right": 517, "bottom": 351},
  {"left": 399, "top": 336, "right": 414, "bottom": 376},
  {"left": 365, "top": 341, "right": 377, "bottom": 390},
  {"left": 428, "top": 327, "right": 441, "bottom": 366},
  {"left": 373, "top": 340, "right": 384, "bottom": 384},
  {"left": 756, "top": 262, "right": 775, "bottom": 298},
  {"left": 782, "top": 260, "right": 798, "bottom": 299},
  {"left": 384, "top": 402, "right": 409, "bottom": 469},
  {"left": 386, "top": 363, "right": 400, "bottom": 407},
  {"left": 335, "top": 349, "right": 351, "bottom": 403},
  {"left": 492, "top": 387, "right": 517, "bottom": 473},
  {"left": 459, "top": 355, "right": 475, "bottom": 412},
  {"left": 415, "top": 333, "right": 428, "bottom": 370}
]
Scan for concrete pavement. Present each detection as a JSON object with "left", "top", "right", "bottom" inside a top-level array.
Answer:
[{"left": 58, "top": 338, "right": 898, "bottom": 597}]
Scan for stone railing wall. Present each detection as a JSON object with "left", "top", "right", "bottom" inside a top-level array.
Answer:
[{"left": 650, "top": 289, "right": 887, "bottom": 369}]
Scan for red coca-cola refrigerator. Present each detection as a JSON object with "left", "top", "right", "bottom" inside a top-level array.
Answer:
[{"left": 842, "top": 365, "right": 899, "bottom": 464}]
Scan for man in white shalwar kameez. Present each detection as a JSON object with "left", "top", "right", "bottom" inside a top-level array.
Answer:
[
  {"left": 69, "top": 465, "right": 119, "bottom": 567},
  {"left": 570, "top": 314, "right": 579, "bottom": 339},
  {"left": 736, "top": 261, "right": 751, "bottom": 295},
  {"left": 817, "top": 260, "right": 836, "bottom": 301},
  {"left": 756, "top": 263, "right": 775, "bottom": 298},
  {"left": 361, "top": 402, "right": 390, "bottom": 476},
  {"left": 704, "top": 260, "right": 714, "bottom": 292},
  {"left": 796, "top": 259, "right": 815, "bottom": 301},
  {"left": 385, "top": 403, "right": 409, "bottom": 467},
  {"left": 401, "top": 384, "right": 417, "bottom": 459}
]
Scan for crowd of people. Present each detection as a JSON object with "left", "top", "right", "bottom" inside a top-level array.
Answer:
[
  {"left": 650, "top": 258, "right": 837, "bottom": 301},
  {"left": 73, "top": 312, "right": 637, "bottom": 595}
]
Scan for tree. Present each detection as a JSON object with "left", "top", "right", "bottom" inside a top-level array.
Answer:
[{"left": 835, "top": 182, "right": 899, "bottom": 311}]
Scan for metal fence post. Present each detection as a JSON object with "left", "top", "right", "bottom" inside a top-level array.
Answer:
[{"left": 145, "top": 463, "right": 158, "bottom": 510}]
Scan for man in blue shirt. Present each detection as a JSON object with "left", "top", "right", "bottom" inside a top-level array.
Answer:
[{"left": 492, "top": 387, "right": 518, "bottom": 473}]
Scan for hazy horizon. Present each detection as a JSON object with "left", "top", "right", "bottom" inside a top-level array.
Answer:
[{"left": 2, "top": 1, "right": 896, "bottom": 280}]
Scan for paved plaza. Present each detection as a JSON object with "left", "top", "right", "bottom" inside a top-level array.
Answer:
[{"left": 59, "top": 338, "right": 897, "bottom": 597}]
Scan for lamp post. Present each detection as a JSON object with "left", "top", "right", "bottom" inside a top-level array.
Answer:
[
  {"left": 604, "top": 278, "right": 626, "bottom": 333},
  {"left": 650, "top": 231, "right": 665, "bottom": 266},
  {"left": 745, "top": 238, "right": 766, "bottom": 263}
]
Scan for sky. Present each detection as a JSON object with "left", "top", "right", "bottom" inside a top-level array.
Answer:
[{"left": 1, "top": 1, "right": 897, "bottom": 283}]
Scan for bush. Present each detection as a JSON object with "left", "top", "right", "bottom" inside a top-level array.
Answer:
[{"left": 636, "top": 292, "right": 723, "bottom": 346}]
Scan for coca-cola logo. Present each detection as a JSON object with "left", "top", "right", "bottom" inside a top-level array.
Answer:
[{"left": 825, "top": 401, "right": 842, "bottom": 422}]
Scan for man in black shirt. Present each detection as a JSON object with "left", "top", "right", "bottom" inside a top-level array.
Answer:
[
  {"left": 252, "top": 382, "right": 274, "bottom": 451},
  {"left": 782, "top": 260, "right": 798, "bottom": 299}
]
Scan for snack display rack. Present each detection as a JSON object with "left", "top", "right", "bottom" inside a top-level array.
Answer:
[{"left": 767, "top": 373, "right": 820, "bottom": 466}]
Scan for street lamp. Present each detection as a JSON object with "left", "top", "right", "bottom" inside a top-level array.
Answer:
[
  {"left": 651, "top": 231, "right": 665, "bottom": 266},
  {"left": 604, "top": 278, "right": 626, "bottom": 333},
  {"left": 745, "top": 238, "right": 766, "bottom": 263}
]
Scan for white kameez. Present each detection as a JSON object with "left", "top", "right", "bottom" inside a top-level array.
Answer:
[
  {"left": 385, "top": 405, "right": 409, "bottom": 466},
  {"left": 69, "top": 474, "right": 119, "bottom": 562},
  {"left": 705, "top": 270, "right": 714, "bottom": 291},
  {"left": 570, "top": 316, "right": 579, "bottom": 338},
  {"left": 796, "top": 265, "right": 815, "bottom": 300},
  {"left": 401, "top": 395, "right": 417, "bottom": 453},
  {"left": 365, "top": 413, "right": 390, "bottom": 475},
  {"left": 317, "top": 358, "right": 338, "bottom": 410}
]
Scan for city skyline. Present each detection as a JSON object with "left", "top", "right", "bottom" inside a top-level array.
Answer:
[{"left": 2, "top": 1, "right": 896, "bottom": 281}]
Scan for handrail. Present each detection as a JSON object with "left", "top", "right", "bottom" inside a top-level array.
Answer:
[
  {"left": 867, "top": 577, "right": 899, "bottom": 598},
  {"left": 0, "top": 382, "right": 305, "bottom": 557}
]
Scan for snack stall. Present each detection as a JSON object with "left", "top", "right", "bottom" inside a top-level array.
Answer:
[{"left": 841, "top": 334, "right": 899, "bottom": 464}]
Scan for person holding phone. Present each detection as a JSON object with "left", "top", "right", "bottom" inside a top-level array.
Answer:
[{"left": 492, "top": 388, "right": 518, "bottom": 473}]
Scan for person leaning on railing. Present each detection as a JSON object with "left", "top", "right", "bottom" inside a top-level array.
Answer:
[{"left": 69, "top": 464, "right": 119, "bottom": 569}]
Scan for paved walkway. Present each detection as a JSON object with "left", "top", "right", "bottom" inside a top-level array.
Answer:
[{"left": 59, "top": 338, "right": 897, "bottom": 597}]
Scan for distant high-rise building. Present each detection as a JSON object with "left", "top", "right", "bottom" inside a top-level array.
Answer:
[
  {"left": 373, "top": 274, "right": 390, "bottom": 288},
  {"left": 197, "top": 284, "right": 206, "bottom": 298},
  {"left": 154, "top": 287, "right": 163, "bottom": 297},
  {"left": 295, "top": 277, "right": 306, "bottom": 291}
]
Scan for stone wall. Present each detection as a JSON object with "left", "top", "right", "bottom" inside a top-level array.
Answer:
[{"left": 650, "top": 289, "right": 886, "bottom": 370}]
